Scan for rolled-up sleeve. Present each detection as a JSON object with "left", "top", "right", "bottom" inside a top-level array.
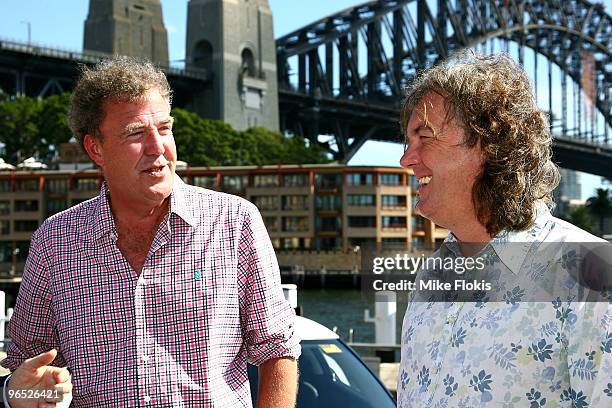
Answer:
[{"left": 237, "top": 204, "right": 301, "bottom": 366}]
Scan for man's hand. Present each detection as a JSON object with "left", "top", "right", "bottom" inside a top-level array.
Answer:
[
  {"left": 258, "top": 357, "right": 298, "bottom": 408},
  {"left": 7, "top": 349, "right": 72, "bottom": 408}
]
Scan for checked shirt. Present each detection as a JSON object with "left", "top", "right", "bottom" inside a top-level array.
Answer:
[{"left": 1, "top": 176, "right": 300, "bottom": 407}]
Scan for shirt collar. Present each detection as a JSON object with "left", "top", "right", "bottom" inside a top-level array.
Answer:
[
  {"left": 443, "top": 201, "right": 553, "bottom": 274},
  {"left": 91, "top": 182, "right": 116, "bottom": 242},
  {"left": 90, "top": 173, "right": 196, "bottom": 241},
  {"left": 169, "top": 175, "right": 197, "bottom": 228}
]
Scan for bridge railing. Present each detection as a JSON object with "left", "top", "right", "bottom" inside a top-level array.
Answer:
[{"left": 0, "top": 37, "right": 210, "bottom": 81}]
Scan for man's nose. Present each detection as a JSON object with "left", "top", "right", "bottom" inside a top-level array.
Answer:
[
  {"left": 145, "top": 128, "right": 165, "bottom": 156},
  {"left": 400, "top": 143, "right": 419, "bottom": 168}
]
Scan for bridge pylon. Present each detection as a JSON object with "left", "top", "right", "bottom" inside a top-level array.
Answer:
[
  {"left": 83, "top": 0, "right": 169, "bottom": 66},
  {"left": 186, "top": 0, "right": 279, "bottom": 131}
]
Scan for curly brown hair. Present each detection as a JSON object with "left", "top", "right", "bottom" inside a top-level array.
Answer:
[
  {"left": 68, "top": 56, "right": 173, "bottom": 149},
  {"left": 400, "top": 51, "right": 559, "bottom": 236}
]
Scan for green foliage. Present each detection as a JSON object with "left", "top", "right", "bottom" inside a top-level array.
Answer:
[
  {"left": 561, "top": 206, "right": 596, "bottom": 235},
  {"left": 171, "top": 108, "right": 330, "bottom": 166},
  {"left": 0, "top": 95, "right": 330, "bottom": 167},
  {"left": 586, "top": 188, "right": 611, "bottom": 236},
  {"left": 0, "top": 93, "right": 72, "bottom": 163}
]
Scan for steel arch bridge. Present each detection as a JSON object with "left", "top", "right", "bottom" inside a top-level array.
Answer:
[{"left": 276, "top": 0, "right": 612, "bottom": 177}]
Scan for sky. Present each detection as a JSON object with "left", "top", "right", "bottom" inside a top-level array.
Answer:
[{"left": 0, "top": 0, "right": 609, "bottom": 199}]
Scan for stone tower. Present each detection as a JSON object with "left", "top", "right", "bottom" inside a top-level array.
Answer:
[
  {"left": 186, "top": 0, "right": 279, "bottom": 131},
  {"left": 84, "top": 0, "right": 169, "bottom": 66}
]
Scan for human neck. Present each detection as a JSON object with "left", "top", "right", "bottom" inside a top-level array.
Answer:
[
  {"left": 108, "top": 193, "right": 170, "bottom": 231},
  {"left": 447, "top": 217, "right": 492, "bottom": 256}
]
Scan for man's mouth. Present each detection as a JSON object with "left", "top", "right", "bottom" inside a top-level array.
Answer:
[
  {"left": 417, "top": 176, "right": 432, "bottom": 186},
  {"left": 144, "top": 165, "right": 166, "bottom": 175}
]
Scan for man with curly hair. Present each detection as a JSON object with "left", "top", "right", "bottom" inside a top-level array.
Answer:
[
  {"left": 397, "top": 52, "right": 610, "bottom": 407},
  {"left": 0, "top": 57, "right": 300, "bottom": 407}
]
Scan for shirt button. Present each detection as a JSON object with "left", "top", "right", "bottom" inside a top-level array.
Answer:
[
  {"left": 139, "top": 277, "right": 147, "bottom": 285},
  {"left": 142, "top": 354, "right": 149, "bottom": 362},
  {"left": 143, "top": 395, "right": 151, "bottom": 403}
]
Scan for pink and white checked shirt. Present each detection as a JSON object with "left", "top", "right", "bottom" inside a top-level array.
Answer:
[{"left": 1, "top": 176, "right": 301, "bottom": 407}]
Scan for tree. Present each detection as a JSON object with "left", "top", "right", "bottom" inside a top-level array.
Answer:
[
  {"left": 171, "top": 108, "right": 331, "bottom": 166},
  {"left": 0, "top": 93, "right": 72, "bottom": 164},
  {"left": 36, "top": 93, "right": 72, "bottom": 161},
  {"left": 171, "top": 108, "right": 240, "bottom": 166},
  {"left": 586, "top": 188, "right": 611, "bottom": 236},
  {"left": 562, "top": 206, "right": 596, "bottom": 235},
  {"left": 0, "top": 96, "right": 41, "bottom": 163},
  {"left": 0, "top": 97, "right": 331, "bottom": 167}
]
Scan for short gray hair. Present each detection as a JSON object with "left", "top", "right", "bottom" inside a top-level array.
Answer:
[{"left": 68, "top": 56, "right": 173, "bottom": 148}]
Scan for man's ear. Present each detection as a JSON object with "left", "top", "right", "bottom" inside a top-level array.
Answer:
[{"left": 83, "top": 134, "right": 104, "bottom": 168}]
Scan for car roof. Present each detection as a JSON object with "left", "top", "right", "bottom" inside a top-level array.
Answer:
[{"left": 295, "top": 316, "right": 340, "bottom": 340}]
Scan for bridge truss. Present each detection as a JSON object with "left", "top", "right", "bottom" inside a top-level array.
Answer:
[{"left": 276, "top": 0, "right": 612, "bottom": 177}]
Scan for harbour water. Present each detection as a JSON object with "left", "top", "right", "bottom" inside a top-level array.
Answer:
[{"left": 297, "top": 289, "right": 408, "bottom": 346}]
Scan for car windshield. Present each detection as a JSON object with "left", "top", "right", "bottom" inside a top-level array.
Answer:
[{"left": 248, "top": 339, "right": 395, "bottom": 407}]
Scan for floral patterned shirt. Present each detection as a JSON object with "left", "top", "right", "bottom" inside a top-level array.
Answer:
[{"left": 398, "top": 206, "right": 611, "bottom": 408}]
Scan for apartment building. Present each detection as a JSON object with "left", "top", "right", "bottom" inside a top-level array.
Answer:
[{"left": 0, "top": 164, "right": 447, "bottom": 275}]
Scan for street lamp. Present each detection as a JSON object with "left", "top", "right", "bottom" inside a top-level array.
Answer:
[{"left": 20, "top": 21, "right": 31, "bottom": 45}]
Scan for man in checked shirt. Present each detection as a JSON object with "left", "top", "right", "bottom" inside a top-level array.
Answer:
[{"left": 0, "top": 57, "right": 301, "bottom": 407}]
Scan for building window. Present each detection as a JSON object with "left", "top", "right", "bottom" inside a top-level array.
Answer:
[
  {"left": 381, "top": 195, "right": 407, "bottom": 208},
  {"left": 72, "top": 178, "right": 99, "bottom": 192},
  {"left": 251, "top": 195, "right": 278, "bottom": 211},
  {"left": 280, "top": 238, "right": 310, "bottom": 250},
  {"left": 14, "top": 220, "right": 38, "bottom": 232},
  {"left": 409, "top": 175, "right": 419, "bottom": 190},
  {"left": 411, "top": 195, "right": 418, "bottom": 209},
  {"left": 316, "top": 216, "right": 341, "bottom": 232},
  {"left": 253, "top": 174, "right": 279, "bottom": 187},
  {"left": 0, "top": 220, "right": 9, "bottom": 235},
  {"left": 382, "top": 216, "right": 407, "bottom": 229},
  {"left": 282, "top": 195, "right": 308, "bottom": 210},
  {"left": 0, "top": 180, "right": 10, "bottom": 192},
  {"left": 15, "top": 179, "right": 39, "bottom": 191},
  {"left": 14, "top": 200, "right": 39, "bottom": 212},
  {"left": 263, "top": 216, "right": 278, "bottom": 232},
  {"left": 412, "top": 236, "right": 425, "bottom": 246},
  {"left": 382, "top": 237, "right": 406, "bottom": 249},
  {"left": 0, "top": 201, "right": 10, "bottom": 215},
  {"left": 379, "top": 173, "right": 402, "bottom": 185},
  {"left": 283, "top": 173, "right": 309, "bottom": 187},
  {"left": 192, "top": 176, "right": 217, "bottom": 188},
  {"left": 347, "top": 194, "right": 375, "bottom": 206},
  {"left": 46, "top": 179, "right": 68, "bottom": 194},
  {"left": 315, "top": 195, "right": 340, "bottom": 211},
  {"left": 411, "top": 216, "right": 425, "bottom": 232},
  {"left": 348, "top": 216, "right": 376, "bottom": 228},
  {"left": 315, "top": 174, "right": 341, "bottom": 189},
  {"left": 0, "top": 242, "right": 11, "bottom": 262},
  {"left": 348, "top": 237, "right": 376, "bottom": 248},
  {"left": 315, "top": 237, "right": 341, "bottom": 251},
  {"left": 222, "top": 175, "right": 248, "bottom": 192},
  {"left": 347, "top": 173, "right": 374, "bottom": 186},
  {"left": 15, "top": 241, "right": 30, "bottom": 261},
  {"left": 282, "top": 216, "right": 308, "bottom": 232},
  {"left": 46, "top": 199, "right": 69, "bottom": 216}
]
